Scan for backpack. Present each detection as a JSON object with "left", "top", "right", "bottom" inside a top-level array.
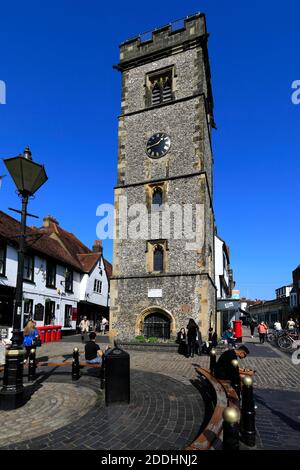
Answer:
[{"left": 23, "top": 335, "right": 33, "bottom": 347}]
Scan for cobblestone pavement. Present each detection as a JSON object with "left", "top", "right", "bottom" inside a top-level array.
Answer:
[
  {"left": 1, "top": 330, "right": 300, "bottom": 450},
  {"left": 0, "top": 338, "right": 206, "bottom": 450},
  {"left": 0, "top": 383, "right": 98, "bottom": 447}
]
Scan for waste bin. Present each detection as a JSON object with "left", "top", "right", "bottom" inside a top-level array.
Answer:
[
  {"left": 57, "top": 326, "right": 62, "bottom": 341},
  {"left": 50, "top": 325, "right": 57, "bottom": 342},
  {"left": 233, "top": 320, "right": 243, "bottom": 342},
  {"left": 37, "top": 326, "right": 45, "bottom": 344},
  {"left": 45, "top": 326, "right": 52, "bottom": 343},
  {"left": 56, "top": 325, "right": 62, "bottom": 341},
  {"left": 105, "top": 346, "right": 130, "bottom": 405}
]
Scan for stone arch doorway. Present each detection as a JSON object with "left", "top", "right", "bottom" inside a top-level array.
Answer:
[
  {"left": 144, "top": 312, "right": 170, "bottom": 339},
  {"left": 136, "top": 307, "right": 176, "bottom": 339}
]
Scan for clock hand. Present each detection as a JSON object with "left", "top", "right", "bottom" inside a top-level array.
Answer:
[{"left": 147, "top": 136, "right": 164, "bottom": 150}]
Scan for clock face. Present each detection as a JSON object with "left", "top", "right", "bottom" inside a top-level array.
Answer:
[{"left": 146, "top": 133, "right": 171, "bottom": 159}]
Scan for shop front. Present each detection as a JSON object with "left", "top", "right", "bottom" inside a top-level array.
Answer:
[{"left": 217, "top": 299, "right": 241, "bottom": 335}]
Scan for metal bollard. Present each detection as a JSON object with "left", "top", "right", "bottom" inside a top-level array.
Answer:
[
  {"left": 240, "top": 376, "right": 256, "bottom": 447},
  {"left": 222, "top": 406, "right": 240, "bottom": 450},
  {"left": 209, "top": 348, "right": 217, "bottom": 374},
  {"left": 28, "top": 348, "right": 37, "bottom": 382},
  {"left": 72, "top": 347, "right": 80, "bottom": 381},
  {"left": 231, "top": 359, "right": 241, "bottom": 398}
]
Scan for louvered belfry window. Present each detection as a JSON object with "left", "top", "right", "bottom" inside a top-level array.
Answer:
[{"left": 149, "top": 71, "right": 173, "bottom": 106}]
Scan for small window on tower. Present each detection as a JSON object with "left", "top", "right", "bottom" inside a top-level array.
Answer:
[
  {"left": 146, "top": 68, "right": 174, "bottom": 107},
  {"left": 152, "top": 187, "right": 163, "bottom": 209},
  {"left": 153, "top": 245, "right": 164, "bottom": 272}
]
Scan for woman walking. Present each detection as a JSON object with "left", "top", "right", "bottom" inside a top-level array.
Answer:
[
  {"left": 23, "top": 320, "right": 39, "bottom": 364},
  {"left": 186, "top": 319, "right": 199, "bottom": 358},
  {"left": 257, "top": 321, "right": 268, "bottom": 344}
]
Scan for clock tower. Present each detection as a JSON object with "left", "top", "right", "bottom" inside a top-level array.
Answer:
[{"left": 110, "top": 13, "right": 216, "bottom": 340}]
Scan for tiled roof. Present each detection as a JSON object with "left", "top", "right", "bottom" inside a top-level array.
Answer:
[
  {"left": 77, "top": 253, "right": 101, "bottom": 273},
  {"left": 0, "top": 211, "right": 112, "bottom": 277},
  {"left": 103, "top": 259, "right": 112, "bottom": 279}
]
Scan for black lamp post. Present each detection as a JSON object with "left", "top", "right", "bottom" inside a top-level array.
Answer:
[{"left": 0, "top": 147, "right": 48, "bottom": 410}]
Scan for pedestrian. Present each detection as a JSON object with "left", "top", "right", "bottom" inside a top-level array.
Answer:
[
  {"left": 274, "top": 320, "right": 282, "bottom": 331},
  {"left": 295, "top": 319, "right": 300, "bottom": 334},
  {"left": 23, "top": 320, "right": 39, "bottom": 364},
  {"left": 201, "top": 327, "right": 216, "bottom": 354},
  {"left": 211, "top": 331, "right": 218, "bottom": 348},
  {"left": 101, "top": 316, "right": 109, "bottom": 335},
  {"left": 286, "top": 317, "right": 295, "bottom": 333},
  {"left": 195, "top": 327, "right": 203, "bottom": 356},
  {"left": 257, "top": 321, "right": 268, "bottom": 344},
  {"left": 214, "top": 345, "right": 250, "bottom": 381},
  {"left": 186, "top": 318, "right": 199, "bottom": 358},
  {"left": 176, "top": 328, "right": 187, "bottom": 355},
  {"left": 79, "top": 316, "right": 90, "bottom": 343},
  {"left": 249, "top": 319, "right": 256, "bottom": 338},
  {"left": 95, "top": 318, "right": 101, "bottom": 333},
  {"left": 84, "top": 332, "right": 104, "bottom": 364}
]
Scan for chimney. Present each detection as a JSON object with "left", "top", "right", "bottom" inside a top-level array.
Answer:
[
  {"left": 92, "top": 240, "right": 103, "bottom": 254},
  {"left": 43, "top": 215, "right": 59, "bottom": 228}
]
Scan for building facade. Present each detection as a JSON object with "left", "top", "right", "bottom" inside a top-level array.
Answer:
[
  {"left": 214, "top": 234, "right": 236, "bottom": 334},
  {"left": 0, "top": 212, "right": 111, "bottom": 337},
  {"left": 290, "top": 265, "right": 300, "bottom": 317},
  {"left": 110, "top": 13, "right": 216, "bottom": 340}
]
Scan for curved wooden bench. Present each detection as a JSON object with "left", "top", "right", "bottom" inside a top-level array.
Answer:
[{"left": 186, "top": 367, "right": 239, "bottom": 450}]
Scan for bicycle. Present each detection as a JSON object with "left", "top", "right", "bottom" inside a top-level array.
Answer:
[
  {"left": 277, "top": 330, "right": 300, "bottom": 351},
  {"left": 267, "top": 329, "right": 285, "bottom": 344}
]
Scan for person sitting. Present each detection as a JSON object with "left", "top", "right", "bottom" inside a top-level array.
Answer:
[
  {"left": 214, "top": 345, "right": 250, "bottom": 381},
  {"left": 222, "top": 327, "right": 236, "bottom": 348},
  {"left": 84, "top": 332, "right": 104, "bottom": 364}
]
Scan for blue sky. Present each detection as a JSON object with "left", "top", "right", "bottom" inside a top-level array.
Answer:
[{"left": 0, "top": 0, "right": 299, "bottom": 300}]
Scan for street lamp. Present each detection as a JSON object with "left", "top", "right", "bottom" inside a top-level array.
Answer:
[{"left": 0, "top": 147, "right": 48, "bottom": 410}]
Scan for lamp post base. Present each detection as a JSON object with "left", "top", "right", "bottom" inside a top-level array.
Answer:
[{"left": 0, "top": 348, "right": 25, "bottom": 410}]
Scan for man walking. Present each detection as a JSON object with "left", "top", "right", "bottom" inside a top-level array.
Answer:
[{"left": 79, "top": 316, "right": 90, "bottom": 343}]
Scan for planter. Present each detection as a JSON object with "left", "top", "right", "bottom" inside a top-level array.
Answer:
[{"left": 115, "top": 340, "right": 179, "bottom": 353}]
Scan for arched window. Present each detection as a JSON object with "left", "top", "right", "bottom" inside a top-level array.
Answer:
[
  {"left": 153, "top": 245, "right": 164, "bottom": 272},
  {"left": 152, "top": 187, "right": 163, "bottom": 208}
]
